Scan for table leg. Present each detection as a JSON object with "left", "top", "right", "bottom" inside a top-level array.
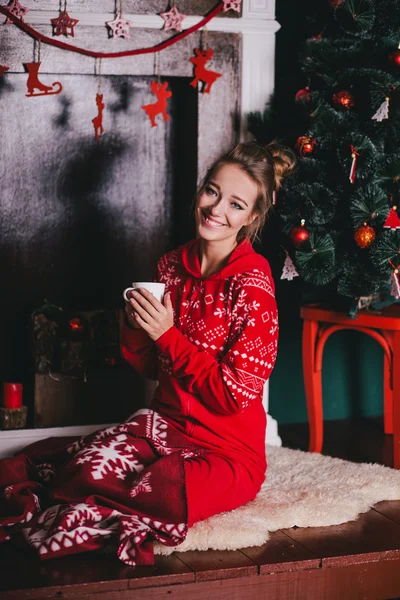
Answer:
[
  {"left": 302, "top": 319, "right": 323, "bottom": 453},
  {"left": 383, "top": 351, "right": 393, "bottom": 435},
  {"left": 393, "top": 332, "right": 400, "bottom": 469}
]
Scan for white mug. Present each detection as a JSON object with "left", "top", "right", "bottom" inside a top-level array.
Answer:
[{"left": 123, "top": 281, "right": 166, "bottom": 304}]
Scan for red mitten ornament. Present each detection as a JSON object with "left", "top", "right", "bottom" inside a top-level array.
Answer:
[
  {"left": 189, "top": 48, "right": 222, "bottom": 94},
  {"left": 24, "top": 62, "right": 62, "bottom": 97},
  {"left": 141, "top": 80, "right": 172, "bottom": 127},
  {"left": 92, "top": 93, "right": 105, "bottom": 141},
  {"left": 384, "top": 206, "right": 400, "bottom": 229}
]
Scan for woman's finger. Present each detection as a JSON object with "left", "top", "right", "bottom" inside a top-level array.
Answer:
[
  {"left": 131, "top": 290, "right": 163, "bottom": 318},
  {"left": 136, "top": 289, "right": 165, "bottom": 312},
  {"left": 130, "top": 296, "right": 155, "bottom": 323}
]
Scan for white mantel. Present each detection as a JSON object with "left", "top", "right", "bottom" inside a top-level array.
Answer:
[{"left": 0, "top": 0, "right": 281, "bottom": 457}]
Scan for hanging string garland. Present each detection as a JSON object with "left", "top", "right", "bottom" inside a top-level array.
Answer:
[
  {"left": 0, "top": 1, "right": 242, "bottom": 132},
  {"left": 25, "top": 40, "right": 62, "bottom": 97},
  {"left": 0, "top": 2, "right": 227, "bottom": 59},
  {"left": 51, "top": 1, "right": 79, "bottom": 37},
  {"left": 160, "top": 3, "right": 187, "bottom": 32}
]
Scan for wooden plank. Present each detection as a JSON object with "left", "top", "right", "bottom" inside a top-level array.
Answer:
[
  {"left": 174, "top": 549, "right": 258, "bottom": 582},
  {"left": 0, "top": 551, "right": 194, "bottom": 599},
  {"left": 44, "top": 557, "right": 400, "bottom": 600},
  {"left": 240, "top": 530, "right": 321, "bottom": 574},
  {"left": 280, "top": 508, "right": 400, "bottom": 567}
]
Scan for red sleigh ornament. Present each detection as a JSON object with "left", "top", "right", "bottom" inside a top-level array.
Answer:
[
  {"left": 141, "top": 80, "right": 172, "bottom": 127},
  {"left": 189, "top": 48, "right": 222, "bottom": 94},
  {"left": 92, "top": 93, "right": 105, "bottom": 141},
  {"left": 24, "top": 62, "right": 62, "bottom": 97}
]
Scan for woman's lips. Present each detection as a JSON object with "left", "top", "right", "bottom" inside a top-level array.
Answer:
[{"left": 202, "top": 212, "right": 226, "bottom": 228}]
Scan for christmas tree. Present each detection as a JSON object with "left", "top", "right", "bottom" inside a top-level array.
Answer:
[{"left": 250, "top": 0, "right": 400, "bottom": 310}]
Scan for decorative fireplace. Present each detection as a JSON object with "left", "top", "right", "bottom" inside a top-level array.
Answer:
[{"left": 0, "top": 0, "right": 282, "bottom": 449}]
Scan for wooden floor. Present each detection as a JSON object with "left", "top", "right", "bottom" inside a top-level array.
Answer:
[{"left": 1, "top": 418, "right": 400, "bottom": 600}]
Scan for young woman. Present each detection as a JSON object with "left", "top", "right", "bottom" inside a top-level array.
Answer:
[
  {"left": 0, "top": 141, "right": 294, "bottom": 567},
  {"left": 120, "top": 141, "right": 295, "bottom": 544}
]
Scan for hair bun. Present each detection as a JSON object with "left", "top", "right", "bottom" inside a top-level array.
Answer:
[{"left": 266, "top": 142, "right": 296, "bottom": 191}]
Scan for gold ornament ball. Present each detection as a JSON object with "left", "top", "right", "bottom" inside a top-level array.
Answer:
[{"left": 354, "top": 224, "right": 376, "bottom": 249}]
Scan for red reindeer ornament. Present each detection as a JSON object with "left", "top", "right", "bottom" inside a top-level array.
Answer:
[
  {"left": 92, "top": 93, "right": 105, "bottom": 141},
  {"left": 189, "top": 48, "right": 222, "bottom": 94},
  {"left": 25, "top": 62, "right": 62, "bottom": 97},
  {"left": 141, "top": 80, "right": 172, "bottom": 127}
]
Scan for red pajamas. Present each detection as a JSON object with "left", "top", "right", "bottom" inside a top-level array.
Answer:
[
  {"left": 184, "top": 453, "right": 260, "bottom": 526},
  {"left": 122, "top": 237, "right": 279, "bottom": 528}
]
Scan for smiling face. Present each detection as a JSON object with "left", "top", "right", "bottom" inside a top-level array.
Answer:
[{"left": 195, "top": 163, "right": 259, "bottom": 248}]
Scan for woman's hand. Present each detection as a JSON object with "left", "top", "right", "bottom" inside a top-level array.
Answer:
[{"left": 128, "top": 289, "right": 174, "bottom": 341}]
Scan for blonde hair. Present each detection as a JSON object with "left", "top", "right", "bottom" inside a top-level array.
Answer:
[{"left": 198, "top": 141, "right": 296, "bottom": 243}]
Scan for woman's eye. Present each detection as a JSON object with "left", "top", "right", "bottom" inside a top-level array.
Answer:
[
  {"left": 205, "top": 186, "right": 217, "bottom": 196},
  {"left": 232, "top": 202, "right": 243, "bottom": 210}
]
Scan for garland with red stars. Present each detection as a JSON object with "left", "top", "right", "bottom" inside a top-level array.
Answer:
[{"left": 0, "top": 3, "right": 224, "bottom": 58}]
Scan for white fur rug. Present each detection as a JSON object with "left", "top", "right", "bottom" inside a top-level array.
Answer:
[{"left": 154, "top": 444, "right": 400, "bottom": 555}]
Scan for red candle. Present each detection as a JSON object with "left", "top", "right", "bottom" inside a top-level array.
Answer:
[{"left": 3, "top": 383, "right": 23, "bottom": 409}]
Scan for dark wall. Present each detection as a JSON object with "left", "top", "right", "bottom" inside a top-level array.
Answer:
[
  {"left": 266, "top": 0, "right": 384, "bottom": 425},
  {"left": 0, "top": 74, "right": 197, "bottom": 384}
]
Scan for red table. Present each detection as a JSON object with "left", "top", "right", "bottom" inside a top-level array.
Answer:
[{"left": 300, "top": 303, "right": 400, "bottom": 468}]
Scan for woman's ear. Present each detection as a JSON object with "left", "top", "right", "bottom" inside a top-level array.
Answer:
[{"left": 246, "top": 212, "right": 259, "bottom": 227}]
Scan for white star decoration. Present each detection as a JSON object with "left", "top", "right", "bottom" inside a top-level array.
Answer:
[
  {"left": 160, "top": 6, "right": 187, "bottom": 32},
  {"left": 4, "top": 0, "right": 29, "bottom": 23},
  {"left": 106, "top": 12, "right": 133, "bottom": 39},
  {"left": 222, "top": 0, "right": 243, "bottom": 12}
]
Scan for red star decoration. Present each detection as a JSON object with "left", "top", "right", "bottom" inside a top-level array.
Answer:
[
  {"left": 0, "top": 65, "right": 10, "bottom": 76},
  {"left": 222, "top": 0, "right": 242, "bottom": 12},
  {"left": 51, "top": 10, "right": 79, "bottom": 37},
  {"left": 4, "top": 0, "right": 29, "bottom": 23},
  {"left": 160, "top": 6, "right": 187, "bottom": 32}
]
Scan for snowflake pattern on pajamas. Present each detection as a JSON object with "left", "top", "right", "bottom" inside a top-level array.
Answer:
[{"left": 157, "top": 246, "right": 278, "bottom": 411}]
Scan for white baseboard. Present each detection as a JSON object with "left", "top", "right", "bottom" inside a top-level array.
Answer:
[
  {"left": 0, "top": 423, "right": 114, "bottom": 459},
  {"left": 266, "top": 414, "right": 282, "bottom": 447}
]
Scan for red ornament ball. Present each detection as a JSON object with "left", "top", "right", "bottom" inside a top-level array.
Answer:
[
  {"left": 389, "top": 49, "right": 400, "bottom": 66},
  {"left": 68, "top": 317, "right": 86, "bottom": 335},
  {"left": 290, "top": 221, "right": 310, "bottom": 247},
  {"left": 354, "top": 223, "right": 376, "bottom": 249},
  {"left": 296, "top": 135, "right": 316, "bottom": 156},
  {"left": 333, "top": 90, "right": 354, "bottom": 109},
  {"left": 295, "top": 86, "right": 311, "bottom": 102},
  {"left": 328, "top": 0, "right": 343, "bottom": 6}
]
